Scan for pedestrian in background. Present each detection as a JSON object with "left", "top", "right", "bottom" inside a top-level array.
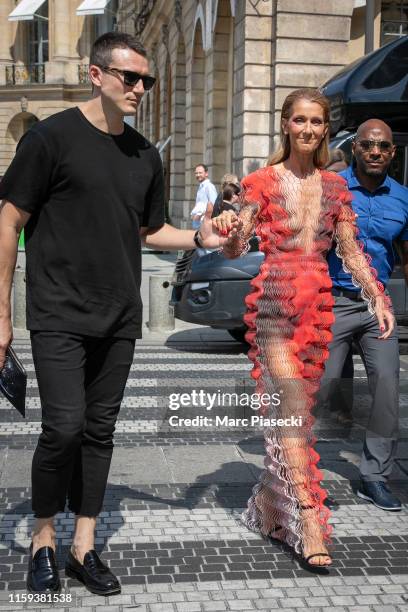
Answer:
[
  {"left": 212, "top": 172, "right": 240, "bottom": 217},
  {"left": 325, "top": 147, "right": 348, "bottom": 173},
  {"left": 191, "top": 163, "right": 218, "bottom": 228}
]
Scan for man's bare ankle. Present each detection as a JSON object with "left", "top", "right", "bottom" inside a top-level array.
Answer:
[
  {"left": 70, "top": 543, "right": 94, "bottom": 565},
  {"left": 31, "top": 532, "right": 56, "bottom": 556}
]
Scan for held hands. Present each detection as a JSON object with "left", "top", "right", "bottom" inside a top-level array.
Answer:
[
  {"left": 199, "top": 204, "right": 242, "bottom": 249},
  {"left": 374, "top": 295, "right": 394, "bottom": 339}
]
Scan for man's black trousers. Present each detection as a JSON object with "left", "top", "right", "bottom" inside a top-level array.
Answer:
[{"left": 30, "top": 332, "right": 135, "bottom": 518}]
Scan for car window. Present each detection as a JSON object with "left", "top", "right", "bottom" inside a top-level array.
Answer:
[{"left": 362, "top": 39, "right": 408, "bottom": 92}]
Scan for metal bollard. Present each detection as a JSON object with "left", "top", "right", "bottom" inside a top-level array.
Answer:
[
  {"left": 13, "top": 267, "right": 26, "bottom": 329},
  {"left": 148, "top": 275, "right": 175, "bottom": 332}
]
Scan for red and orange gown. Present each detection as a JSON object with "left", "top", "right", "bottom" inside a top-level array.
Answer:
[{"left": 223, "top": 165, "right": 387, "bottom": 555}]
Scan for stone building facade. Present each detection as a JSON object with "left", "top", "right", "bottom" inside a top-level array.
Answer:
[
  {"left": 0, "top": 0, "right": 406, "bottom": 228},
  {"left": 0, "top": 0, "right": 121, "bottom": 177},
  {"left": 126, "top": 0, "right": 403, "bottom": 228}
]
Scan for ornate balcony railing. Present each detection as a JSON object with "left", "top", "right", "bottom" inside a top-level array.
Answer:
[
  {"left": 5, "top": 63, "right": 45, "bottom": 85},
  {"left": 78, "top": 64, "right": 90, "bottom": 84}
]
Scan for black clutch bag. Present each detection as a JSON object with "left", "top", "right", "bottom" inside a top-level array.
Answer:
[{"left": 0, "top": 345, "right": 27, "bottom": 417}]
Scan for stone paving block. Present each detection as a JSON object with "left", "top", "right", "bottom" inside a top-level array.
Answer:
[
  {"left": 228, "top": 601, "right": 255, "bottom": 610},
  {"left": 149, "top": 604, "right": 175, "bottom": 612},
  {"left": 390, "top": 575, "right": 408, "bottom": 584},
  {"left": 163, "top": 447, "right": 256, "bottom": 483},
  {"left": 185, "top": 592, "right": 212, "bottom": 602},
  {"left": 357, "top": 585, "right": 383, "bottom": 594},
  {"left": 235, "top": 589, "right": 258, "bottom": 599},
  {"left": 170, "top": 584, "right": 196, "bottom": 592},
  {"left": 146, "top": 584, "right": 172, "bottom": 593},
  {"left": 309, "top": 586, "right": 333, "bottom": 597},
  {"left": 285, "top": 587, "right": 311, "bottom": 597},
  {"left": 0, "top": 450, "right": 33, "bottom": 487},
  {"left": 174, "top": 603, "right": 201, "bottom": 612},
  {"left": 211, "top": 590, "right": 237, "bottom": 601},
  {"left": 355, "top": 595, "right": 383, "bottom": 605},
  {"left": 342, "top": 576, "right": 370, "bottom": 586},
  {"left": 329, "top": 595, "right": 357, "bottom": 605},
  {"left": 109, "top": 448, "right": 173, "bottom": 485},
  {"left": 340, "top": 608, "right": 372, "bottom": 612},
  {"left": 196, "top": 582, "right": 221, "bottom": 591},
  {"left": 379, "top": 594, "right": 406, "bottom": 604},
  {"left": 259, "top": 588, "right": 285, "bottom": 597},
  {"left": 159, "top": 593, "right": 186, "bottom": 603},
  {"left": 269, "top": 578, "right": 295, "bottom": 587},
  {"left": 105, "top": 594, "right": 133, "bottom": 604},
  {"left": 319, "top": 576, "right": 347, "bottom": 585},
  {"left": 381, "top": 584, "right": 408, "bottom": 593},
  {"left": 253, "top": 598, "right": 280, "bottom": 609},
  {"left": 332, "top": 585, "right": 358, "bottom": 595},
  {"left": 135, "top": 593, "right": 161, "bottom": 604},
  {"left": 294, "top": 577, "right": 320, "bottom": 586},
  {"left": 304, "top": 597, "right": 332, "bottom": 606},
  {"left": 202, "top": 602, "right": 228, "bottom": 611},
  {"left": 279, "top": 598, "right": 305, "bottom": 608}
]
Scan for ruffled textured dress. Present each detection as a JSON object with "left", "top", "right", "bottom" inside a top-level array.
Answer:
[{"left": 225, "top": 166, "right": 387, "bottom": 555}]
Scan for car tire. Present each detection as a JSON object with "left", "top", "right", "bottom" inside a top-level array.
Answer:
[{"left": 227, "top": 327, "right": 249, "bottom": 344}]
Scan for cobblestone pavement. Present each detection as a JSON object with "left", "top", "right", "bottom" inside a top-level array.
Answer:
[{"left": 0, "top": 339, "right": 407, "bottom": 611}]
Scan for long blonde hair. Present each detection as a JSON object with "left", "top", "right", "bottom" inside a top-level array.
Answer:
[{"left": 267, "top": 88, "right": 330, "bottom": 168}]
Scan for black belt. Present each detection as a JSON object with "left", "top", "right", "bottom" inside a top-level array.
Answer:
[{"left": 331, "top": 287, "right": 363, "bottom": 301}]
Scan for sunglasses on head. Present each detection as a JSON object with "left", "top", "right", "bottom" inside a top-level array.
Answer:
[
  {"left": 355, "top": 138, "right": 393, "bottom": 153},
  {"left": 99, "top": 66, "right": 156, "bottom": 90}
]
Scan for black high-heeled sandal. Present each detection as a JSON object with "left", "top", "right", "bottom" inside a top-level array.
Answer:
[{"left": 299, "top": 504, "right": 332, "bottom": 567}]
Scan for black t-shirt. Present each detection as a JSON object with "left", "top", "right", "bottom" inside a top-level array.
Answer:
[{"left": 0, "top": 107, "right": 165, "bottom": 338}]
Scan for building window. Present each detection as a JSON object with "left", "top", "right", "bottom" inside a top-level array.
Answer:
[
  {"left": 29, "top": 0, "right": 49, "bottom": 65},
  {"left": 95, "top": 0, "right": 118, "bottom": 37},
  {"left": 381, "top": 0, "right": 408, "bottom": 45}
]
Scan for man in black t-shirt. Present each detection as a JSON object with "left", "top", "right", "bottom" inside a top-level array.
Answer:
[{"left": 0, "top": 33, "right": 230, "bottom": 596}]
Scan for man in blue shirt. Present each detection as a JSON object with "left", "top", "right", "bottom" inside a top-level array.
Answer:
[{"left": 320, "top": 119, "right": 408, "bottom": 511}]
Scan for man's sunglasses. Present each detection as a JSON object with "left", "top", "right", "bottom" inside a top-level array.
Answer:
[
  {"left": 355, "top": 138, "right": 394, "bottom": 153},
  {"left": 99, "top": 66, "right": 156, "bottom": 90}
]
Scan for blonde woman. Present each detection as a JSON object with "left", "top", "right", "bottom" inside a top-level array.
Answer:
[{"left": 213, "top": 88, "right": 393, "bottom": 566}]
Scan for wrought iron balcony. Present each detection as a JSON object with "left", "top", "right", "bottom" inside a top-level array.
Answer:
[
  {"left": 78, "top": 64, "right": 90, "bottom": 84},
  {"left": 5, "top": 63, "right": 45, "bottom": 85}
]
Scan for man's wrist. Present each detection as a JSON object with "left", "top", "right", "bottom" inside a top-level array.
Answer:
[{"left": 193, "top": 230, "right": 204, "bottom": 249}]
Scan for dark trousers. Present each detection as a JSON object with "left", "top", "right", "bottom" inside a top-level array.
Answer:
[
  {"left": 318, "top": 296, "right": 400, "bottom": 482},
  {"left": 31, "top": 331, "right": 135, "bottom": 518}
]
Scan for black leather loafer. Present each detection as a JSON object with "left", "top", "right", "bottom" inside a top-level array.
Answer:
[
  {"left": 65, "top": 549, "right": 121, "bottom": 596},
  {"left": 27, "top": 545, "right": 61, "bottom": 593},
  {"left": 357, "top": 481, "right": 402, "bottom": 511}
]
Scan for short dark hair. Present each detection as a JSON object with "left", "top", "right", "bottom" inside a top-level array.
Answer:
[
  {"left": 222, "top": 182, "right": 240, "bottom": 202},
  {"left": 90, "top": 32, "right": 147, "bottom": 67},
  {"left": 195, "top": 163, "right": 208, "bottom": 172}
]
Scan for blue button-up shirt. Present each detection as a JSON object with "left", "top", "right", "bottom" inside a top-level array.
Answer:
[{"left": 327, "top": 165, "right": 408, "bottom": 290}]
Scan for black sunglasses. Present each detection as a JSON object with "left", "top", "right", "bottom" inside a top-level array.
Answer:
[
  {"left": 99, "top": 66, "right": 156, "bottom": 90},
  {"left": 355, "top": 138, "right": 394, "bottom": 153}
]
